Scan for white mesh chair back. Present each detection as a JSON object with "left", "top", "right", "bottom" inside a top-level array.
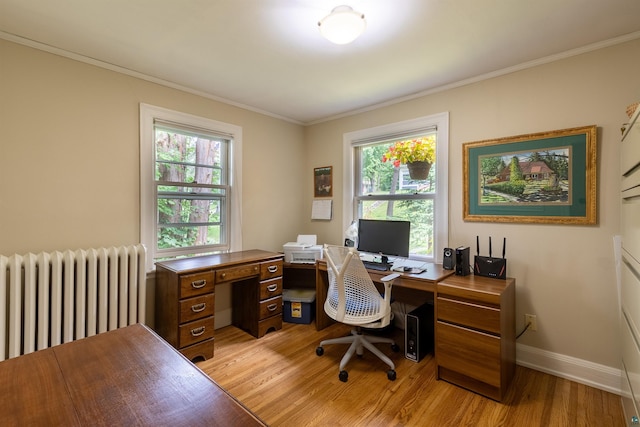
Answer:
[{"left": 323, "top": 245, "right": 392, "bottom": 328}]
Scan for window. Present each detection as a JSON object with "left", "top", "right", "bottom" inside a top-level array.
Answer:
[
  {"left": 343, "top": 113, "right": 449, "bottom": 262},
  {"left": 140, "top": 104, "right": 242, "bottom": 271}
]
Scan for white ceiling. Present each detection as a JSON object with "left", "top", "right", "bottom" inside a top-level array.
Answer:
[{"left": 2, "top": 0, "right": 640, "bottom": 124}]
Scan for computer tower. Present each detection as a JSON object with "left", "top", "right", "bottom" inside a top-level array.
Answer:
[{"left": 405, "top": 302, "right": 434, "bottom": 362}]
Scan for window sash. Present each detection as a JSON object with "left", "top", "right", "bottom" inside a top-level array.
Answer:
[
  {"left": 343, "top": 113, "right": 449, "bottom": 263},
  {"left": 351, "top": 126, "right": 437, "bottom": 147},
  {"left": 354, "top": 136, "right": 437, "bottom": 258},
  {"left": 154, "top": 119, "right": 234, "bottom": 141},
  {"left": 153, "top": 118, "right": 231, "bottom": 256},
  {"left": 354, "top": 132, "right": 437, "bottom": 198},
  {"left": 140, "top": 103, "right": 244, "bottom": 272},
  {"left": 355, "top": 193, "right": 435, "bottom": 201}
]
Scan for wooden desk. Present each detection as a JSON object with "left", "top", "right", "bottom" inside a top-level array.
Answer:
[
  {"left": 314, "top": 261, "right": 516, "bottom": 400},
  {"left": 315, "top": 260, "right": 454, "bottom": 330},
  {"left": 0, "top": 324, "right": 266, "bottom": 426},
  {"left": 155, "top": 250, "right": 284, "bottom": 361}
]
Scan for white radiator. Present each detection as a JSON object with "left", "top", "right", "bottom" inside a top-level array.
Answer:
[{"left": 0, "top": 244, "right": 146, "bottom": 361}]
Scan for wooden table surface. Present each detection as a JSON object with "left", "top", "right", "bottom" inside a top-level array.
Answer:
[{"left": 0, "top": 324, "right": 266, "bottom": 426}]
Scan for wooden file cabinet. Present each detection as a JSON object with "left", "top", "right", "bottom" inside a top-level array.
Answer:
[
  {"left": 435, "top": 274, "right": 515, "bottom": 401},
  {"left": 155, "top": 250, "right": 284, "bottom": 361}
]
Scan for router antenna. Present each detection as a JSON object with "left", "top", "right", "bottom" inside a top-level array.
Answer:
[
  {"left": 476, "top": 236, "right": 480, "bottom": 256},
  {"left": 502, "top": 237, "right": 506, "bottom": 258},
  {"left": 489, "top": 236, "right": 492, "bottom": 258}
]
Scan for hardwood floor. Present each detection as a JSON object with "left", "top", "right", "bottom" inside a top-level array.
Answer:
[{"left": 197, "top": 322, "right": 626, "bottom": 427}]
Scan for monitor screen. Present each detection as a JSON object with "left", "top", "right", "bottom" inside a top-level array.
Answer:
[{"left": 357, "top": 219, "right": 411, "bottom": 259}]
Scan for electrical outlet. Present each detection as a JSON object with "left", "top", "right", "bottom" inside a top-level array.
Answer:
[{"left": 525, "top": 314, "right": 537, "bottom": 331}]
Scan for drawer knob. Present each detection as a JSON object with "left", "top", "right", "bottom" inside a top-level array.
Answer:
[
  {"left": 267, "top": 303, "right": 278, "bottom": 312},
  {"left": 220, "top": 273, "right": 226, "bottom": 279},
  {"left": 191, "top": 279, "right": 207, "bottom": 289},
  {"left": 191, "top": 326, "right": 206, "bottom": 337},
  {"left": 191, "top": 303, "right": 206, "bottom": 313},
  {"left": 268, "top": 265, "right": 278, "bottom": 273},
  {"left": 267, "top": 284, "right": 278, "bottom": 292}
]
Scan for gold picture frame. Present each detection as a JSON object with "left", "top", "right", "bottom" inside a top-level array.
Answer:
[{"left": 463, "top": 125, "right": 597, "bottom": 225}]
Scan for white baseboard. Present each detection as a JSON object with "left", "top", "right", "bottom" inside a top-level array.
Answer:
[{"left": 517, "top": 343, "right": 622, "bottom": 395}]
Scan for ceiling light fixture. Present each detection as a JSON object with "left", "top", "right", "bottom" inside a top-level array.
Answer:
[{"left": 318, "top": 5, "right": 366, "bottom": 45}]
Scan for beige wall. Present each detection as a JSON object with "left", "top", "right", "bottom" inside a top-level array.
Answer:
[
  {"left": 0, "top": 39, "right": 306, "bottom": 255},
  {"left": 304, "top": 38, "right": 640, "bottom": 369},
  {"left": 2, "top": 35, "right": 639, "bottom": 371}
]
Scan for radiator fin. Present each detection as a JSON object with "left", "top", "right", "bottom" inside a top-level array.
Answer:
[{"left": 0, "top": 244, "right": 146, "bottom": 361}]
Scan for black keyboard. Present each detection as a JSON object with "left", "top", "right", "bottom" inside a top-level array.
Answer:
[{"left": 362, "top": 261, "right": 390, "bottom": 271}]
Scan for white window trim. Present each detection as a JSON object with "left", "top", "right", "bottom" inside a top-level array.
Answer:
[
  {"left": 342, "top": 112, "right": 449, "bottom": 262},
  {"left": 139, "top": 103, "right": 243, "bottom": 272}
]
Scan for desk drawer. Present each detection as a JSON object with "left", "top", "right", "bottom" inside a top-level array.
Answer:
[
  {"left": 261, "top": 259, "right": 283, "bottom": 280},
  {"left": 437, "top": 296, "right": 500, "bottom": 334},
  {"left": 260, "top": 277, "right": 282, "bottom": 300},
  {"left": 179, "top": 316, "right": 215, "bottom": 348},
  {"left": 436, "top": 321, "right": 501, "bottom": 387},
  {"left": 259, "top": 295, "right": 282, "bottom": 320},
  {"left": 216, "top": 263, "right": 260, "bottom": 283},
  {"left": 180, "top": 271, "right": 215, "bottom": 298},
  {"left": 180, "top": 294, "right": 215, "bottom": 324},
  {"left": 621, "top": 195, "right": 640, "bottom": 261},
  {"left": 622, "top": 253, "right": 640, "bottom": 335},
  {"left": 622, "top": 312, "right": 640, "bottom": 417}
]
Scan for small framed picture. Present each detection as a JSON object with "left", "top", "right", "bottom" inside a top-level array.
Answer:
[{"left": 314, "top": 166, "right": 333, "bottom": 198}]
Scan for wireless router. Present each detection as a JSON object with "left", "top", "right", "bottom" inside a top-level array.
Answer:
[{"left": 474, "top": 236, "right": 507, "bottom": 279}]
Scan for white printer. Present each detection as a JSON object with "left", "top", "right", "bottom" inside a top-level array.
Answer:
[{"left": 283, "top": 235, "right": 323, "bottom": 264}]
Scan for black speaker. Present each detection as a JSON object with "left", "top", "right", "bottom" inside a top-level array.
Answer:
[
  {"left": 443, "top": 247, "right": 454, "bottom": 270},
  {"left": 455, "top": 246, "right": 470, "bottom": 276},
  {"left": 405, "top": 302, "right": 434, "bottom": 362}
]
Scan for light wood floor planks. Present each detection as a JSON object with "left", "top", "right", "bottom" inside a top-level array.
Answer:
[{"left": 197, "top": 322, "right": 626, "bottom": 427}]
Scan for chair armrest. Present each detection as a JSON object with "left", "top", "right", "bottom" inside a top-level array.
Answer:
[
  {"left": 380, "top": 273, "right": 399, "bottom": 319},
  {"left": 381, "top": 273, "right": 400, "bottom": 282}
]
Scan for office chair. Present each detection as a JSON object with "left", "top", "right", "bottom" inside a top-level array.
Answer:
[{"left": 315, "top": 244, "right": 400, "bottom": 382}]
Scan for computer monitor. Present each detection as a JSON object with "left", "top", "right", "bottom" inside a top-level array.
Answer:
[{"left": 357, "top": 219, "right": 411, "bottom": 264}]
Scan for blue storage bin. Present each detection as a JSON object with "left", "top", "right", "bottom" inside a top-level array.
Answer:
[{"left": 282, "top": 289, "right": 316, "bottom": 324}]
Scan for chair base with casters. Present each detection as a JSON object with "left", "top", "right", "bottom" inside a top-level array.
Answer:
[{"left": 316, "top": 326, "right": 400, "bottom": 382}]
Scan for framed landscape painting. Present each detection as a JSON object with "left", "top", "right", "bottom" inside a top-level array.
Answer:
[{"left": 463, "top": 125, "right": 597, "bottom": 225}]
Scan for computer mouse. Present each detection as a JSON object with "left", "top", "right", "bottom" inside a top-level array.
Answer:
[{"left": 403, "top": 266, "right": 412, "bottom": 272}]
